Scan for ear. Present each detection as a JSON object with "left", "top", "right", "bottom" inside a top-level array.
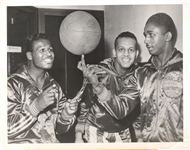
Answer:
[
  {"left": 26, "top": 52, "right": 32, "bottom": 61},
  {"left": 112, "top": 49, "right": 116, "bottom": 57},
  {"left": 165, "top": 31, "right": 172, "bottom": 42},
  {"left": 135, "top": 50, "right": 139, "bottom": 59}
]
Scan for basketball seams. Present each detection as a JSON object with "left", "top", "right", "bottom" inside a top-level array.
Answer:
[
  {"left": 59, "top": 11, "right": 101, "bottom": 55},
  {"left": 63, "top": 21, "right": 101, "bottom": 34},
  {"left": 62, "top": 12, "right": 101, "bottom": 34},
  {"left": 60, "top": 29, "right": 94, "bottom": 52}
]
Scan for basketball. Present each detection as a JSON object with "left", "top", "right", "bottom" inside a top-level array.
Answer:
[{"left": 59, "top": 11, "right": 101, "bottom": 55}]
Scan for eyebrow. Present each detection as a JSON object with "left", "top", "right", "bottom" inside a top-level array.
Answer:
[{"left": 143, "top": 30, "right": 153, "bottom": 36}]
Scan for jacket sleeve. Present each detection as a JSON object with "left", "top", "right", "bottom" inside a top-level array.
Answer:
[
  {"left": 95, "top": 73, "right": 140, "bottom": 120},
  {"left": 75, "top": 83, "right": 94, "bottom": 133},
  {"left": 75, "top": 102, "right": 89, "bottom": 133},
  {"left": 7, "top": 78, "right": 38, "bottom": 139},
  {"left": 55, "top": 86, "right": 76, "bottom": 134}
]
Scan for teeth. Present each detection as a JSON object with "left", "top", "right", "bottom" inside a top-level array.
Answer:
[
  {"left": 44, "top": 59, "right": 52, "bottom": 63},
  {"left": 122, "top": 58, "right": 130, "bottom": 62}
]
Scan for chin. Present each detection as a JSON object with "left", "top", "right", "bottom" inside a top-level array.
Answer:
[
  {"left": 148, "top": 50, "right": 157, "bottom": 55},
  {"left": 43, "top": 64, "right": 53, "bottom": 69},
  {"left": 122, "top": 65, "right": 131, "bottom": 69}
]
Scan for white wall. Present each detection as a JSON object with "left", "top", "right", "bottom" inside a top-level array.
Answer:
[
  {"left": 35, "top": 5, "right": 105, "bottom": 10},
  {"left": 104, "top": 5, "right": 183, "bottom": 62}
]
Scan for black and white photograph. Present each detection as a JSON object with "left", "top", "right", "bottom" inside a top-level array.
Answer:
[{"left": 0, "top": 0, "right": 189, "bottom": 150}]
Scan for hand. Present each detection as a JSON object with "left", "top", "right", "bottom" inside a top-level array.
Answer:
[
  {"left": 78, "top": 55, "right": 99, "bottom": 87},
  {"left": 36, "top": 84, "right": 57, "bottom": 111},
  {"left": 64, "top": 98, "right": 79, "bottom": 115},
  {"left": 75, "top": 132, "right": 84, "bottom": 143}
]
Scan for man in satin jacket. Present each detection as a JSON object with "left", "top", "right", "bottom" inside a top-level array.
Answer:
[
  {"left": 7, "top": 33, "right": 79, "bottom": 143},
  {"left": 133, "top": 13, "right": 183, "bottom": 142},
  {"left": 75, "top": 31, "right": 140, "bottom": 143}
]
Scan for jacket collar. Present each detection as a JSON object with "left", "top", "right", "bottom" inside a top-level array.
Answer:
[
  {"left": 144, "top": 48, "right": 183, "bottom": 69},
  {"left": 11, "top": 65, "right": 52, "bottom": 89},
  {"left": 99, "top": 57, "right": 139, "bottom": 77}
]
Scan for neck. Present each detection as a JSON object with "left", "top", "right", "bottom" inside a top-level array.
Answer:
[
  {"left": 154, "top": 44, "right": 174, "bottom": 68},
  {"left": 27, "top": 64, "right": 46, "bottom": 83}
]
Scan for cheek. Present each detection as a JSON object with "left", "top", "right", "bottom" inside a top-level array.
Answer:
[
  {"left": 130, "top": 53, "right": 136, "bottom": 60},
  {"left": 116, "top": 52, "right": 123, "bottom": 58}
]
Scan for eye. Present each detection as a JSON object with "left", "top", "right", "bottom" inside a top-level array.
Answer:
[
  {"left": 38, "top": 48, "right": 45, "bottom": 52},
  {"left": 149, "top": 32, "right": 156, "bottom": 38},
  {"left": 49, "top": 47, "right": 53, "bottom": 52},
  {"left": 129, "top": 48, "right": 135, "bottom": 52},
  {"left": 118, "top": 47, "right": 124, "bottom": 52}
]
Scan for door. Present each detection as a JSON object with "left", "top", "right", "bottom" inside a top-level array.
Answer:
[{"left": 7, "top": 6, "right": 38, "bottom": 76}]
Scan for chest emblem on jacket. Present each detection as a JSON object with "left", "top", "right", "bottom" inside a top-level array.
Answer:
[{"left": 162, "top": 71, "right": 183, "bottom": 98}]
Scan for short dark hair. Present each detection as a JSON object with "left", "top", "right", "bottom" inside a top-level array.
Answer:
[
  {"left": 114, "top": 31, "right": 138, "bottom": 49},
  {"left": 146, "top": 13, "right": 177, "bottom": 41},
  {"left": 26, "top": 33, "right": 50, "bottom": 52}
]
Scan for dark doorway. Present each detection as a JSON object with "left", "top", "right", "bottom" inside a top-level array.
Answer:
[{"left": 44, "top": 10, "right": 105, "bottom": 143}]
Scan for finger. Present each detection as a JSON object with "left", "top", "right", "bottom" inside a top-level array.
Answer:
[
  {"left": 44, "top": 84, "right": 56, "bottom": 93},
  {"left": 70, "top": 99, "right": 78, "bottom": 105},
  {"left": 69, "top": 106, "right": 77, "bottom": 110},
  {"left": 81, "top": 55, "right": 86, "bottom": 70},
  {"left": 45, "top": 97, "right": 55, "bottom": 104},
  {"left": 46, "top": 92, "right": 55, "bottom": 97},
  {"left": 49, "top": 88, "right": 58, "bottom": 93},
  {"left": 69, "top": 103, "right": 77, "bottom": 108},
  {"left": 87, "top": 68, "right": 96, "bottom": 77},
  {"left": 69, "top": 103, "right": 78, "bottom": 109},
  {"left": 83, "top": 65, "right": 94, "bottom": 76},
  {"left": 77, "top": 61, "right": 82, "bottom": 71},
  {"left": 86, "top": 65, "right": 100, "bottom": 73}
]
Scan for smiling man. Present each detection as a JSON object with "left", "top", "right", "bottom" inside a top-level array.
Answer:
[
  {"left": 7, "top": 33, "right": 79, "bottom": 143},
  {"left": 75, "top": 31, "right": 140, "bottom": 143}
]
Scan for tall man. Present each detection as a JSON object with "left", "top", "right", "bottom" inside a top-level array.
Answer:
[
  {"left": 134, "top": 12, "right": 183, "bottom": 142},
  {"left": 7, "top": 33, "right": 79, "bottom": 143}
]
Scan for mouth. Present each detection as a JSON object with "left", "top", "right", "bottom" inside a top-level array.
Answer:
[
  {"left": 146, "top": 45, "right": 153, "bottom": 51},
  {"left": 122, "top": 57, "right": 131, "bottom": 63},
  {"left": 43, "top": 58, "right": 53, "bottom": 64}
]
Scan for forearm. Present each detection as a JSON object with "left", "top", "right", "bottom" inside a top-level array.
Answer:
[
  {"left": 93, "top": 83, "right": 140, "bottom": 119},
  {"left": 8, "top": 99, "right": 38, "bottom": 139},
  {"left": 7, "top": 80, "right": 39, "bottom": 139}
]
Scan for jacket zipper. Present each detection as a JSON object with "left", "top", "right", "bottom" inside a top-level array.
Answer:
[{"left": 154, "top": 70, "right": 160, "bottom": 133}]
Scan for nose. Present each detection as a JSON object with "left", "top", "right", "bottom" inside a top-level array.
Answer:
[
  {"left": 144, "top": 36, "right": 149, "bottom": 45},
  {"left": 45, "top": 49, "right": 53, "bottom": 56},
  {"left": 124, "top": 49, "right": 129, "bottom": 56}
]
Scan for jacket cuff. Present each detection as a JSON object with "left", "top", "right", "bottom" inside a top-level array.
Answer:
[
  {"left": 96, "top": 86, "right": 110, "bottom": 102},
  {"left": 28, "top": 100, "right": 41, "bottom": 117}
]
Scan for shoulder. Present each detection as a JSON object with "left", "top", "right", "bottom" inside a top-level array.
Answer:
[{"left": 7, "top": 73, "right": 26, "bottom": 86}]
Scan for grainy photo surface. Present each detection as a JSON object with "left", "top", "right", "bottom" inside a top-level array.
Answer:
[{"left": 0, "top": 1, "right": 189, "bottom": 150}]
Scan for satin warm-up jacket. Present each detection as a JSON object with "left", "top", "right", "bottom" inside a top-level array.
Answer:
[
  {"left": 134, "top": 49, "right": 183, "bottom": 142},
  {"left": 75, "top": 58, "right": 140, "bottom": 140},
  {"left": 7, "top": 65, "right": 76, "bottom": 143}
]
